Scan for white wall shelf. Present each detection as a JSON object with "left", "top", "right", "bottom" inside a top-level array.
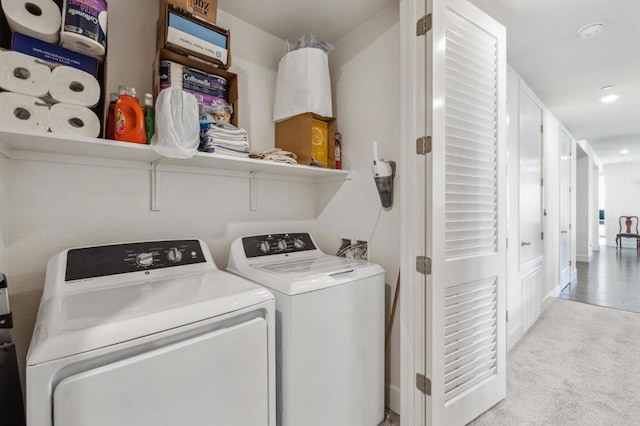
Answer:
[{"left": 0, "top": 129, "right": 351, "bottom": 210}]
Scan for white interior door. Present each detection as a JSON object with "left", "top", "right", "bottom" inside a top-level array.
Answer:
[
  {"left": 559, "top": 130, "right": 572, "bottom": 286},
  {"left": 518, "top": 90, "right": 543, "bottom": 263},
  {"left": 425, "top": 0, "right": 507, "bottom": 424}
]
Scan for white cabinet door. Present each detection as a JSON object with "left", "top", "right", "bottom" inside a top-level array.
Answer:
[
  {"left": 54, "top": 318, "right": 269, "bottom": 426},
  {"left": 425, "top": 0, "right": 507, "bottom": 424}
]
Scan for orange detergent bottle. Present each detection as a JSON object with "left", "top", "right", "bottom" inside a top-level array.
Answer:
[{"left": 114, "top": 86, "right": 146, "bottom": 144}]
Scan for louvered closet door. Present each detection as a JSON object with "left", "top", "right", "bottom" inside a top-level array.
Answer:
[{"left": 425, "top": 0, "right": 506, "bottom": 424}]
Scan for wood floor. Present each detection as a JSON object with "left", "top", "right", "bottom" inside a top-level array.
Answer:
[{"left": 559, "top": 246, "right": 640, "bottom": 313}]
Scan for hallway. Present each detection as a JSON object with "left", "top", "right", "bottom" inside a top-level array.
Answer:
[
  {"left": 559, "top": 247, "right": 640, "bottom": 313},
  {"left": 471, "top": 299, "right": 640, "bottom": 425}
]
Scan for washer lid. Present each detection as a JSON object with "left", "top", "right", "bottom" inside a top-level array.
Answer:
[
  {"left": 27, "top": 270, "right": 273, "bottom": 365},
  {"left": 234, "top": 255, "right": 384, "bottom": 296},
  {"left": 254, "top": 255, "right": 363, "bottom": 280}
]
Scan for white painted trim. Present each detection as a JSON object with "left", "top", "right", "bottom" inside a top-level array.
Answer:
[
  {"left": 399, "top": 0, "right": 426, "bottom": 424},
  {"left": 507, "top": 323, "right": 524, "bottom": 352},
  {"left": 387, "top": 384, "right": 401, "bottom": 415},
  {"left": 576, "top": 254, "right": 592, "bottom": 263},
  {"left": 542, "top": 284, "right": 561, "bottom": 312}
]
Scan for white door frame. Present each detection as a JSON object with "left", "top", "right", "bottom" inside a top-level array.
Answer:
[{"left": 400, "top": 0, "right": 427, "bottom": 423}]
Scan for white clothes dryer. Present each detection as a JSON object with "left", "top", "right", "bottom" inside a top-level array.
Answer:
[
  {"left": 27, "top": 239, "right": 275, "bottom": 426},
  {"left": 228, "top": 233, "right": 385, "bottom": 426}
]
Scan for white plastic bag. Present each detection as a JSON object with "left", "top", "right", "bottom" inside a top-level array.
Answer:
[
  {"left": 273, "top": 47, "right": 332, "bottom": 122},
  {"left": 151, "top": 88, "right": 200, "bottom": 158}
]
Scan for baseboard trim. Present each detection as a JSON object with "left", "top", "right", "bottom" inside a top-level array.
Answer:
[
  {"left": 508, "top": 323, "right": 524, "bottom": 352},
  {"left": 542, "top": 285, "right": 561, "bottom": 312},
  {"left": 576, "top": 254, "right": 592, "bottom": 263},
  {"left": 386, "top": 383, "right": 400, "bottom": 414}
]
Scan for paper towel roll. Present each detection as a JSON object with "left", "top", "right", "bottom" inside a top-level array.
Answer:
[
  {"left": 1, "top": 0, "right": 62, "bottom": 44},
  {"left": 60, "top": 0, "right": 107, "bottom": 59},
  {"left": 0, "top": 51, "right": 52, "bottom": 97},
  {"left": 49, "top": 66, "right": 101, "bottom": 107},
  {"left": 0, "top": 92, "right": 50, "bottom": 132},
  {"left": 49, "top": 103, "right": 101, "bottom": 138}
]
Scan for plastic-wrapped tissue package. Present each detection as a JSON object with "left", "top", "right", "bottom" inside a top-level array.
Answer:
[{"left": 151, "top": 88, "right": 200, "bottom": 158}]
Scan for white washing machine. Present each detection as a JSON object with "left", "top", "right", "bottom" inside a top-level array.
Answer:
[
  {"left": 228, "top": 233, "right": 385, "bottom": 426},
  {"left": 27, "top": 239, "right": 276, "bottom": 426}
]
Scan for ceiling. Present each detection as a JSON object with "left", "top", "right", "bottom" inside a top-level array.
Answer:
[
  {"left": 467, "top": 0, "right": 640, "bottom": 165},
  {"left": 217, "top": 0, "right": 395, "bottom": 44}
]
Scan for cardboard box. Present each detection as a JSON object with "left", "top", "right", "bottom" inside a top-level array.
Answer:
[
  {"left": 158, "top": 3, "right": 230, "bottom": 69},
  {"left": 168, "top": 0, "right": 217, "bottom": 25},
  {"left": 153, "top": 49, "right": 238, "bottom": 127},
  {"left": 12, "top": 32, "right": 99, "bottom": 77},
  {"left": 276, "top": 113, "right": 337, "bottom": 168}
]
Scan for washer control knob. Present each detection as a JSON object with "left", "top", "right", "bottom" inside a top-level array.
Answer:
[
  {"left": 277, "top": 239, "right": 288, "bottom": 251},
  {"left": 136, "top": 253, "right": 154, "bottom": 267},
  {"left": 293, "top": 238, "right": 305, "bottom": 249},
  {"left": 259, "top": 241, "right": 271, "bottom": 254},
  {"left": 167, "top": 248, "right": 182, "bottom": 263}
]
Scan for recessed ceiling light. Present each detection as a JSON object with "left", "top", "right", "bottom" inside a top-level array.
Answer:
[
  {"left": 620, "top": 149, "right": 630, "bottom": 156},
  {"left": 579, "top": 22, "right": 605, "bottom": 39},
  {"left": 601, "top": 86, "right": 614, "bottom": 92},
  {"left": 600, "top": 94, "right": 619, "bottom": 103}
]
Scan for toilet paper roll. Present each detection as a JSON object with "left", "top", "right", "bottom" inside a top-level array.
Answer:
[
  {"left": 49, "top": 66, "right": 101, "bottom": 107},
  {"left": 49, "top": 103, "right": 101, "bottom": 138},
  {"left": 1, "top": 0, "right": 62, "bottom": 44},
  {"left": 0, "top": 92, "right": 50, "bottom": 133},
  {"left": 60, "top": 0, "right": 108, "bottom": 60},
  {"left": 0, "top": 51, "right": 52, "bottom": 98}
]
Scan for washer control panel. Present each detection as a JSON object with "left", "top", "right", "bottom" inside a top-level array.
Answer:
[
  {"left": 65, "top": 240, "right": 207, "bottom": 281},
  {"left": 242, "top": 233, "right": 316, "bottom": 258}
]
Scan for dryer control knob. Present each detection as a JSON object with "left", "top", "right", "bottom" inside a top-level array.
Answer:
[
  {"left": 293, "top": 238, "right": 305, "bottom": 249},
  {"left": 136, "top": 253, "right": 154, "bottom": 267},
  {"left": 277, "top": 240, "right": 288, "bottom": 251},
  {"left": 259, "top": 241, "right": 271, "bottom": 254},
  {"left": 167, "top": 248, "right": 182, "bottom": 263}
]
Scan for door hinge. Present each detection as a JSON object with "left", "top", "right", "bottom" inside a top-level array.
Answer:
[
  {"left": 416, "top": 14, "right": 432, "bottom": 36},
  {"left": 416, "top": 136, "right": 432, "bottom": 155},
  {"left": 506, "top": 238, "right": 508, "bottom": 249},
  {"left": 416, "top": 256, "right": 432, "bottom": 275},
  {"left": 570, "top": 260, "right": 572, "bottom": 267},
  {"left": 569, "top": 223, "right": 572, "bottom": 230},
  {"left": 541, "top": 124, "right": 544, "bottom": 133},
  {"left": 416, "top": 373, "right": 432, "bottom": 395},
  {"left": 541, "top": 232, "right": 544, "bottom": 240},
  {"left": 541, "top": 178, "right": 544, "bottom": 187},
  {"left": 506, "top": 311, "right": 509, "bottom": 322}
]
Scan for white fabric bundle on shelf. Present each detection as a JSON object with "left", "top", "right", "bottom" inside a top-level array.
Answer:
[{"left": 199, "top": 121, "right": 250, "bottom": 157}]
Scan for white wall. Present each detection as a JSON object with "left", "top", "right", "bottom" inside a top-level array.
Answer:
[
  {"left": 604, "top": 160, "right": 640, "bottom": 248},
  {"left": 315, "top": 3, "right": 401, "bottom": 412},
  {"left": 576, "top": 155, "right": 592, "bottom": 261}
]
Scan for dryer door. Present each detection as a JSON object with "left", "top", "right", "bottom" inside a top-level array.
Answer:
[{"left": 53, "top": 318, "right": 269, "bottom": 426}]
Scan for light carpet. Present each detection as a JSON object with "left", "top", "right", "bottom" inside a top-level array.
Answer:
[{"left": 471, "top": 299, "right": 640, "bottom": 426}]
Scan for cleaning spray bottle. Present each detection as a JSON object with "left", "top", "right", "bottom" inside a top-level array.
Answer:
[{"left": 144, "top": 93, "right": 155, "bottom": 144}]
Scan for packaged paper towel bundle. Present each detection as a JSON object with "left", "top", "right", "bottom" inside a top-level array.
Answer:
[
  {"left": 0, "top": 50, "right": 101, "bottom": 106},
  {"left": 1, "top": 0, "right": 108, "bottom": 61},
  {"left": 0, "top": 92, "right": 101, "bottom": 138},
  {"left": 0, "top": 50, "right": 102, "bottom": 137}
]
